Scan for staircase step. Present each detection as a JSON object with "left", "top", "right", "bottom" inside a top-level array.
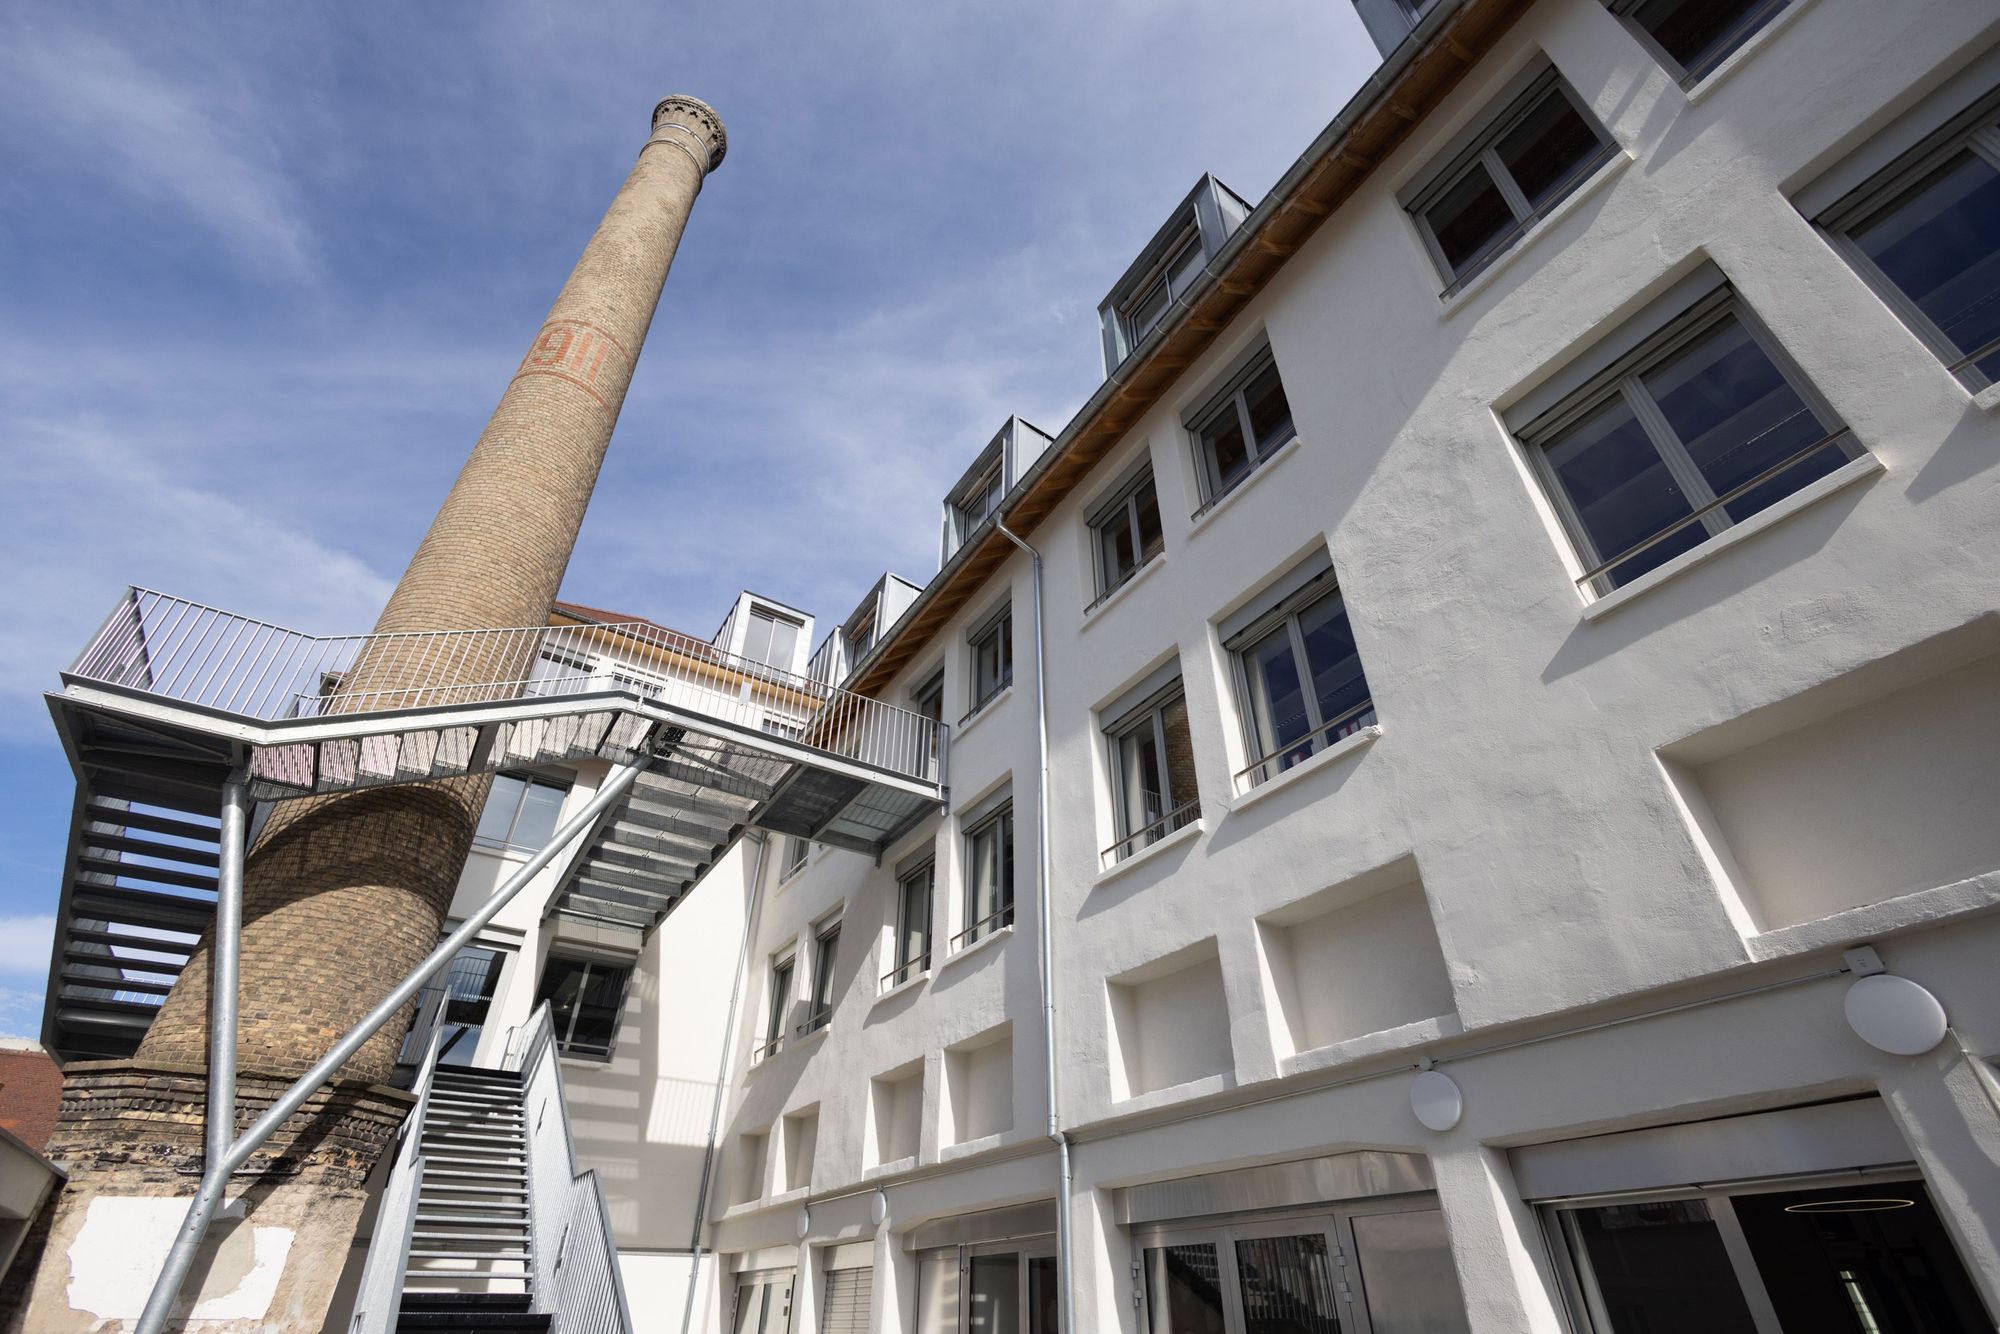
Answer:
[
  {"left": 419, "top": 1167, "right": 526, "bottom": 1180},
  {"left": 409, "top": 1231, "right": 530, "bottom": 1245},
  {"left": 395, "top": 1315, "right": 551, "bottom": 1332},
  {"left": 420, "top": 1182, "right": 528, "bottom": 1194},
  {"left": 406, "top": 1249, "right": 531, "bottom": 1261}
]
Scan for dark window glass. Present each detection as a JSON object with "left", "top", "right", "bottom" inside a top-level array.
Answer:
[
  {"left": 1027, "top": 1256, "right": 1060, "bottom": 1334},
  {"left": 1234, "top": 1233, "right": 1343, "bottom": 1334},
  {"left": 1107, "top": 686, "right": 1199, "bottom": 863},
  {"left": 1848, "top": 149, "right": 2000, "bottom": 384},
  {"left": 963, "top": 809, "right": 1014, "bottom": 946},
  {"left": 971, "top": 613, "right": 1013, "bottom": 710},
  {"left": 1192, "top": 351, "right": 1296, "bottom": 511},
  {"left": 1619, "top": 0, "right": 1788, "bottom": 82},
  {"left": 1094, "top": 470, "right": 1166, "bottom": 598},
  {"left": 1242, "top": 364, "right": 1295, "bottom": 454},
  {"left": 808, "top": 921, "right": 840, "bottom": 1027},
  {"left": 1531, "top": 302, "right": 1854, "bottom": 591},
  {"left": 970, "top": 1254, "right": 1022, "bottom": 1334},
  {"left": 1412, "top": 73, "right": 1613, "bottom": 286},
  {"left": 892, "top": 864, "right": 933, "bottom": 986},
  {"left": 1732, "top": 1181, "right": 1988, "bottom": 1332},
  {"left": 1565, "top": 1201, "right": 1760, "bottom": 1333},
  {"left": 1423, "top": 167, "right": 1516, "bottom": 278},
  {"left": 1234, "top": 585, "right": 1375, "bottom": 788},
  {"left": 535, "top": 955, "right": 629, "bottom": 1059},
  {"left": 1144, "top": 1244, "right": 1227, "bottom": 1334},
  {"left": 1201, "top": 411, "right": 1252, "bottom": 493},
  {"left": 1496, "top": 88, "right": 1603, "bottom": 209}
]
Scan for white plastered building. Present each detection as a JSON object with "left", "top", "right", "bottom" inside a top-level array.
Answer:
[{"left": 419, "top": 0, "right": 2000, "bottom": 1329}]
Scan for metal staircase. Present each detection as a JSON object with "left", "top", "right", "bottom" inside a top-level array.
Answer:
[{"left": 399, "top": 1066, "right": 543, "bottom": 1329}]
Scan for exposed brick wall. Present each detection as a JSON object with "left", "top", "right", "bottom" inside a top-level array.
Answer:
[{"left": 0, "top": 1048, "right": 63, "bottom": 1153}]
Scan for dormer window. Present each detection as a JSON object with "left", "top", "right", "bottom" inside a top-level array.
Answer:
[
  {"left": 1098, "top": 176, "right": 1251, "bottom": 376},
  {"left": 1118, "top": 226, "right": 1206, "bottom": 352},
  {"left": 845, "top": 600, "right": 879, "bottom": 661},
  {"left": 954, "top": 457, "right": 1005, "bottom": 536},
  {"left": 740, "top": 607, "right": 802, "bottom": 671}
]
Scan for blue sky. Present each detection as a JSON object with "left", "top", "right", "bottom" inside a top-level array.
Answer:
[{"left": 0, "top": 2, "right": 1379, "bottom": 1037}]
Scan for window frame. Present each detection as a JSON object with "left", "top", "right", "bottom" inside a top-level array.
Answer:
[
  {"left": 1186, "top": 345, "right": 1297, "bottom": 518},
  {"left": 1813, "top": 87, "right": 2000, "bottom": 392},
  {"left": 1405, "top": 64, "right": 1619, "bottom": 294},
  {"left": 1604, "top": 0, "right": 1791, "bottom": 88},
  {"left": 1515, "top": 285, "right": 1860, "bottom": 597},
  {"left": 1118, "top": 223, "right": 1205, "bottom": 351},
  {"left": 956, "top": 805, "right": 1015, "bottom": 951},
  {"left": 1102, "top": 680, "right": 1200, "bottom": 867},
  {"left": 534, "top": 953, "right": 632, "bottom": 1063},
  {"left": 473, "top": 771, "right": 572, "bottom": 853},
  {"left": 965, "top": 605, "right": 1014, "bottom": 719},
  {"left": 1225, "top": 569, "right": 1377, "bottom": 793},
  {"left": 781, "top": 834, "right": 810, "bottom": 882},
  {"left": 758, "top": 950, "right": 796, "bottom": 1061},
  {"left": 1087, "top": 463, "right": 1166, "bottom": 606},
  {"left": 885, "top": 859, "right": 935, "bottom": 991},
  {"left": 741, "top": 606, "right": 804, "bottom": 672},
  {"left": 806, "top": 915, "right": 841, "bottom": 1033}
]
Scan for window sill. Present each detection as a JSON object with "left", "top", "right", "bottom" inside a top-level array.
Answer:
[
  {"left": 940, "top": 922, "right": 1014, "bottom": 973},
  {"left": 938, "top": 1130, "right": 1016, "bottom": 1165},
  {"left": 1185, "top": 436, "right": 1303, "bottom": 537},
  {"left": 1972, "top": 381, "right": 2000, "bottom": 415},
  {"left": 1578, "top": 453, "right": 1885, "bottom": 622},
  {"left": 865, "top": 1155, "right": 919, "bottom": 1180},
  {"left": 1081, "top": 553, "right": 1168, "bottom": 630},
  {"left": 953, "top": 687, "right": 1014, "bottom": 742},
  {"left": 1093, "top": 818, "right": 1204, "bottom": 888},
  {"left": 1679, "top": 0, "right": 1816, "bottom": 107},
  {"left": 872, "top": 968, "right": 932, "bottom": 1008},
  {"left": 1438, "top": 150, "right": 1633, "bottom": 319},
  {"left": 1224, "top": 725, "right": 1383, "bottom": 817}
]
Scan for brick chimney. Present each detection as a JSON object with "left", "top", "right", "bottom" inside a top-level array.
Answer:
[{"left": 14, "top": 97, "right": 727, "bottom": 1333}]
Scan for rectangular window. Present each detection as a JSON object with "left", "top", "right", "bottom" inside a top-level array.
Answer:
[
  {"left": 1225, "top": 556, "right": 1376, "bottom": 792},
  {"left": 782, "top": 835, "right": 810, "bottom": 880},
  {"left": 967, "top": 607, "right": 1013, "bottom": 717},
  {"left": 958, "top": 806, "right": 1015, "bottom": 949},
  {"left": 1816, "top": 92, "right": 2000, "bottom": 391},
  {"left": 845, "top": 599, "right": 880, "bottom": 661},
  {"left": 1518, "top": 286, "right": 1860, "bottom": 596},
  {"left": 1188, "top": 348, "right": 1296, "bottom": 517},
  {"left": 886, "top": 861, "right": 934, "bottom": 991},
  {"left": 1606, "top": 0, "right": 1789, "bottom": 87},
  {"left": 1089, "top": 465, "right": 1166, "bottom": 605},
  {"left": 806, "top": 917, "right": 841, "bottom": 1032},
  {"left": 1121, "top": 225, "right": 1207, "bottom": 350},
  {"left": 742, "top": 608, "right": 803, "bottom": 671},
  {"left": 474, "top": 772, "right": 571, "bottom": 852},
  {"left": 955, "top": 459, "right": 1006, "bottom": 537},
  {"left": 1103, "top": 680, "right": 1200, "bottom": 866},
  {"left": 912, "top": 670, "right": 947, "bottom": 782},
  {"left": 759, "top": 952, "right": 795, "bottom": 1060},
  {"left": 1407, "top": 66, "right": 1617, "bottom": 293},
  {"left": 534, "top": 954, "right": 630, "bottom": 1061}
]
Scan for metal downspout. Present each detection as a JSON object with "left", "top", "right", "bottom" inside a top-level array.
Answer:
[
  {"left": 681, "top": 830, "right": 771, "bottom": 1334},
  {"left": 135, "top": 752, "right": 657, "bottom": 1334},
  {"left": 995, "top": 520, "right": 1074, "bottom": 1334}
]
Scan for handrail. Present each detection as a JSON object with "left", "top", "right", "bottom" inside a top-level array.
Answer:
[
  {"left": 67, "top": 588, "right": 946, "bottom": 788},
  {"left": 1234, "top": 699, "right": 1378, "bottom": 792},
  {"left": 347, "top": 987, "right": 449, "bottom": 1334},
  {"left": 1100, "top": 798, "right": 1202, "bottom": 867},
  {"left": 518, "top": 1001, "right": 635, "bottom": 1334},
  {"left": 950, "top": 905, "right": 1015, "bottom": 951}
]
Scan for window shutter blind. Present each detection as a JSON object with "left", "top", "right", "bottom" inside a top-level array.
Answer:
[{"left": 821, "top": 1266, "right": 872, "bottom": 1334}]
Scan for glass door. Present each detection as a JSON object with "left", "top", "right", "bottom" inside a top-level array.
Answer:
[
  {"left": 732, "top": 1270, "right": 795, "bottom": 1334},
  {"left": 1139, "top": 1211, "right": 1374, "bottom": 1334},
  {"left": 1340, "top": 1197, "right": 1472, "bottom": 1334}
]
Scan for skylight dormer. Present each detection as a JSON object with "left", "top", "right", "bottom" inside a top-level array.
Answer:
[
  {"left": 939, "top": 417, "right": 1055, "bottom": 567},
  {"left": 1097, "top": 174, "right": 1253, "bottom": 377}
]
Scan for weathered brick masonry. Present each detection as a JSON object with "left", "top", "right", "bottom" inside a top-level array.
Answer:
[{"left": 15, "top": 97, "right": 727, "bottom": 1332}]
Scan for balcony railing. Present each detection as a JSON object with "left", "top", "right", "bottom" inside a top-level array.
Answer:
[
  {"left": 1234, "top": 700, "right": 1378, "bottom": 793},
  {"left": 67, "top": 588, "right": 946, "bottom": 788},
  {"left": 1101, "top": 797, "right": 1202, "bottom": 868},
  {"left": 881, "top": 951, "right": 930, "bottom": 993}
]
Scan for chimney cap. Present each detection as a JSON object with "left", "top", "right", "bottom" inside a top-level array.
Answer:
[{"left": 651, "top": 95, "right": 728, "bottom": 172}]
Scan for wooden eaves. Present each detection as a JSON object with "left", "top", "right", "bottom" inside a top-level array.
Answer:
[{"left": 846, "top": 0, "right": 1530, "bottom": 702}]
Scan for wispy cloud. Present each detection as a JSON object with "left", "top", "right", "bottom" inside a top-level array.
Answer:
[{"left": 0, "top": 14, "right": 315, "bottom": 281}]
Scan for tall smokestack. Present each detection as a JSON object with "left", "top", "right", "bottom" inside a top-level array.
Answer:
[{"left": 18, "top": 97, "right": 727, "bottom": 1333}]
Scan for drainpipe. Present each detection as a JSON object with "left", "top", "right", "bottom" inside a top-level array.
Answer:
[
  {"left": 682, "top": 830, "right": 771, "bottom": 1334},
  {"left": 994, "top": 519, "right": 1075, "bottom": 1334}
]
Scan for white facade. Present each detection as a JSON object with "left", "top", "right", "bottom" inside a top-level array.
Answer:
[{"left": 448, "top": 1, "right": 2000, "bottom": 1329}]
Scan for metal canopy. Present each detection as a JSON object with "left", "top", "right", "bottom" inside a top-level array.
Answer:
[{"left": 40, "top": 589, "right": 949, "bottom": 1063}]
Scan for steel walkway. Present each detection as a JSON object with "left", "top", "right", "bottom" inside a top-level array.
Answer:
[{"left": 41, "top": 588, "right": 948, "bottom": 1062}]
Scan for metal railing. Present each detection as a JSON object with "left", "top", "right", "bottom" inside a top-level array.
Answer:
[
  {"left": 1234, "top": 700, "right": 1378, "bottom": 793},
  {"left": 950, "top": 904, "right": 1015, "bottom": 952},
  {"left": 67, "top": 589, "right": 946, "bottom": 787},
  {"left": 1573, "top": 427, "right": 1856, "bottom": 592},
  {"left": 1100, "top": 798, "right": 1202, "bottom": 868},
  {"left": 881, "top": 951, "right": 931, "bottom": 993},
  {"left": 517, "top": 1002, "right": 635, "bottom": 1334},
  {"left": 348, "top": 988, "right": 449, "bottom": 1334}
]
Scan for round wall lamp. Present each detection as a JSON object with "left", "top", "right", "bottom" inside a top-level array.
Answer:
[
  {"left": 1844, "top": 973, "right": 1948, "bottom": 1056},
  {"left": 1410, "top": 1070, "right": 1463, "bottom": 1132},
  {"left": 870, "top": 1189, "right": 889, "bottom": 1226},
  {"left": 796, "top": 1207, "right": 812, "bottom": 1240}
]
